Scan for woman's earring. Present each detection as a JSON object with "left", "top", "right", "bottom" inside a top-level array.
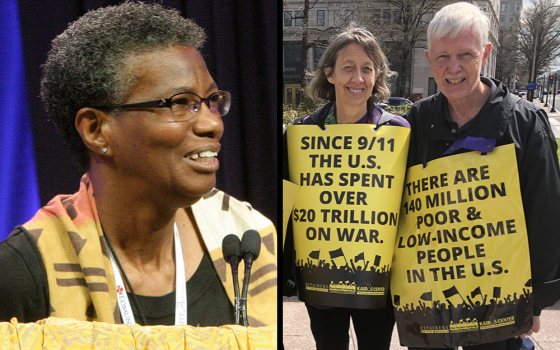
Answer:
[{"left": 102, "top": 147, "right": 108, "bottom": 154}]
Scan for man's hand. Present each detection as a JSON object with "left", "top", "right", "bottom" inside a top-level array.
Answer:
[{"left": 515, "top": 315, "right": 540, "bottom": 338}]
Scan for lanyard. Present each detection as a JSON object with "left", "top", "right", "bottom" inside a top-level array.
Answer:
[{"left": 109, "top": 223, "right": 187, "bottom": 325}]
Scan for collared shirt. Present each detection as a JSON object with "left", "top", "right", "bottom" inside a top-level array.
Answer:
[
  {"left": 442, "top": 77, "right": 498, "bottom": 155},
  {"left": 408, "top": 77, "right": 519, "bottom": 167}
]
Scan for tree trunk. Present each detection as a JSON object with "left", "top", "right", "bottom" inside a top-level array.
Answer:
[
  {"left": 399, "top": 33, "right": 411, "bottom": 98},
  {"left": 300, "top": 0, "right": 310, "bottom": 87}
]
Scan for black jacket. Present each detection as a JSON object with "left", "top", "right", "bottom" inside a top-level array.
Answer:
[{"left": 405, "top": 78, "right": 560, "bottom": 314}]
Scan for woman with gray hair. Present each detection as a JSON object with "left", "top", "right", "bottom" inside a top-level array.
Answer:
[
  {"left": 0, "top": 2, "right": 277, "bottom": 327},
  {"left": 283, "top": 26, "right": 409, "bottom": 350}
]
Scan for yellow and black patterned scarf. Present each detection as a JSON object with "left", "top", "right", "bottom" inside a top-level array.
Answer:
[{"left": 23, "top": 174, "right": 277, "bottom": 326}]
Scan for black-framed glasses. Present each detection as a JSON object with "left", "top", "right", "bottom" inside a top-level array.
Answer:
[{"left": 96, "top": 90, "right": 231, "bottom": 121}]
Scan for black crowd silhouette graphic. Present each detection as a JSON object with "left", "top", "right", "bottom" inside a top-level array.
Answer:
[
  {"left": 295, "top": 247, "right": 391, "bottom": 304},
  {"left": 296, "top": 247, "right": 533, "bottom": 347},
  {"left": 393, "top": 280, "right": 532, "bottom": 346},
  {"left": 296, "top": 248, "right": 389, "bottom": 274},
  {"left": 295, "top": 248, "right": 391, "bottom": 287}
]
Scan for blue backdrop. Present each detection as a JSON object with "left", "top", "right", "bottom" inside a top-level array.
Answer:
[{"left": 0, "top": 0, "right": 40, "bottom": 241}]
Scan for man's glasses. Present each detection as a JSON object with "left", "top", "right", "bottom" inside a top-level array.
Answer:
[{"left": 96, "top": 90, "right": 231, "bottom": 121}]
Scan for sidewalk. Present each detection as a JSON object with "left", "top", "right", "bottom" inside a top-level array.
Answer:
[
  {"left": 283, "top": 296, "right": 560, "bottom": 349},
  {"left": 529, "top": 95, "right": 560, "bottom": 138}
]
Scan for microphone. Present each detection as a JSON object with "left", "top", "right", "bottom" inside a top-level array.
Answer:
[
  {"left": 222, "top": 234, "right": 242, "bottom": 325},
  {"left": 240, "top": 229, "right": 261, "bottom": 326}
]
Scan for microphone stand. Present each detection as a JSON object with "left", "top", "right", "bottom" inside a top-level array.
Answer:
[
  {"left": 231, "top": 256, "right": 241, "bottom": 325},
  {"left": 240, "top": 253, "right": 253, "bottom": 326},
  {"left": 222, "top": 234, "right": 242, "bottom": 325},
  {"left": 239, "top": 230, "right": 261, "bottom": 327}
]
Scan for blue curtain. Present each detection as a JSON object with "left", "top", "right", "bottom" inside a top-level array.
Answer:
[{"left": 0, "top": 0, "right": 40, "bottom": 241}]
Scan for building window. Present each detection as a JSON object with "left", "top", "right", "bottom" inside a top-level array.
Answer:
[
  {"left": 317, "top": 10, "right": 325, "bottom": 26},
  {"left": 286, "top": 87, "right": 293, "bottom": 105},
  {"left": 284, "top": 43, "right": 302, "bottom": 66},
  {"left": 314, "top": 47, "right": 326, "bottom": 64},
  {"left": 501, "top": 3, "right": 506, "bottom": 12},
  {"left": 499, "top": 14, "right": 505, "bottom": 22},
  {"left": 394, "top": 9, "right": 403, "bottom": 24},
  {"left": 509, "top": 14, "right": 513, "bottom": 22},
  {"left": 284, "top": 12, "right": 292, "bottom": 27},
  {"left": 516, "top": 3, "right": 520, "bottom": 11},
  {"left": 383, "top": 9, "right": 391, "bottom": 25},
  {"left": 295, "top": 11, "right": 303, "bottom": 26},
  {"left": 344, "top": 10, "right": 353, "bottom": 22},
  {"left": 371, "top": 9, "right": 381, "bottom": 25}
]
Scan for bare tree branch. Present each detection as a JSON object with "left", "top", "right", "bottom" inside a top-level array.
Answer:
[
  {"left": 355, "top": 0, "right": 451, "bottom": 97},
  {"left": 283, "top": 0, "right": 358, "bottom": 85},
  {"left": 515, "top": 0, "right": 560, "bottom": 90},
  {"left": 496, "top": 27, "right": 522, "bottom": 84}
]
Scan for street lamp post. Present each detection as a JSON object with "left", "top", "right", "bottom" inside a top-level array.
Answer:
[
  {"left": 552, "top": 72, "right": 557, "bottom": 113},
  {"left": 541, "top": 76, "right": 545, "bottom": 102},
  {"left": 545, "top": 74, "right": 550, "bottom": 107}
]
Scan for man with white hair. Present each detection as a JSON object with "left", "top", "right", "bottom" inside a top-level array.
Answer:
[{"left": 403, "top": 2, "right": 560, "bottom": 349}]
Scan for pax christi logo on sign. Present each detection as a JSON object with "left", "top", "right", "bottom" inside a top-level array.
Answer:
[{"left": 117, "top": 285, "right": 124, "bottom": 295}]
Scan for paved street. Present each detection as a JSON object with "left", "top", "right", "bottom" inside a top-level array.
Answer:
[{"left": 283, "top": 94, "right": 560, "bottom": 349}]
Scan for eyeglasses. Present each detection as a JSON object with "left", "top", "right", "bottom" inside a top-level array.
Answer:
[{"left": 96, "top": 90, "right": 231, "bottom": 121}]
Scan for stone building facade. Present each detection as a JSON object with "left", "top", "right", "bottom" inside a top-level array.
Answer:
[{"left": 282, "top": 0, "right": 502, "bottom": 106}]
